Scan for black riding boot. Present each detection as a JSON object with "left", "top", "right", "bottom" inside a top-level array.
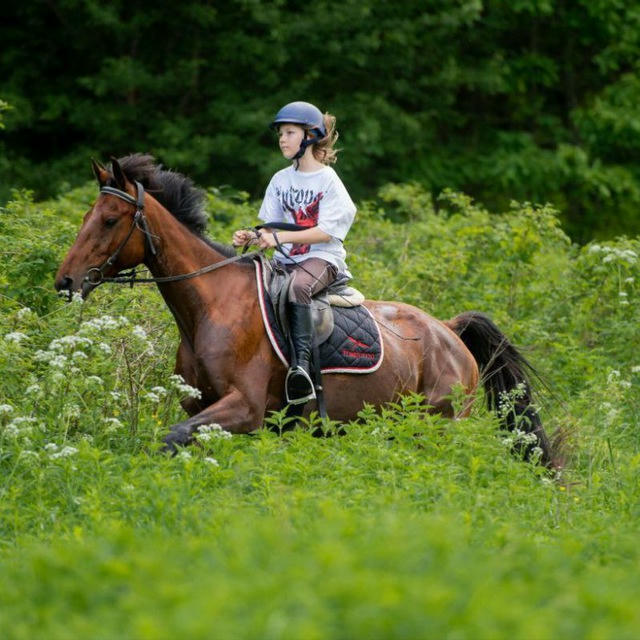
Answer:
[{"left": 286, "top": 302, "right": 317, "bottom": 404}]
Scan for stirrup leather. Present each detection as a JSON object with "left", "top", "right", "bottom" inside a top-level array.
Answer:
[{"left": 285, "top": 366, "right": 317, "bottom": 405}]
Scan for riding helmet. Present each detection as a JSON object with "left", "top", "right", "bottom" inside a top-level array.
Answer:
[{"left": 270, "top": 101, "right": 327, "bottom": 138}]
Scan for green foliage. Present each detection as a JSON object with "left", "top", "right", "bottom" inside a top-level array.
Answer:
[
  {"left": 3, "top": 1, "right": 640, "bottom": 238},
  {"left": 1, "top": 182, "right": 640, "bottom": 636}
]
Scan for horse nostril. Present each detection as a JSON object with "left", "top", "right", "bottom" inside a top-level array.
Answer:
[{"left": 55, "top": 275, "right": 73, "bottom": 291}]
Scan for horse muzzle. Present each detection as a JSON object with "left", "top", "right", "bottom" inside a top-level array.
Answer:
[{"left": 54, "top": 273, "right": 99, "bottom": 300}]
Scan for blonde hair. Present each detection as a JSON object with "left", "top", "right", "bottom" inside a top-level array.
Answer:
[{"left": 311, "top": 113, "right": 339, "bottom": 165}]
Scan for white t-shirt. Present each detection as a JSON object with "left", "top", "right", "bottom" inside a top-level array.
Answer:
[{"left": 258, "top": 165, "right": 357, "bottom": 276}]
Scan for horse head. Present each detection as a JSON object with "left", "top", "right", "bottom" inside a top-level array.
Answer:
[{"left": 55, "top": 158, "right": 150, "bottom": 299}]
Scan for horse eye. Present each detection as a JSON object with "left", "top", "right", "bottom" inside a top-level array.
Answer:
[{"left": 104, "top": 218, "right": 118, "bottom": 228}]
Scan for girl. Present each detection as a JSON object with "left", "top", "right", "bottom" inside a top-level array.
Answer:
[{"left": 232, "top": 101, "right": 357, "bottom": 404}]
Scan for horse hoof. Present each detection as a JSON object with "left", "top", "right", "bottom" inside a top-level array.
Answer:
[{"left": 162, "top": 429, "right": 191, "bottom": 454}]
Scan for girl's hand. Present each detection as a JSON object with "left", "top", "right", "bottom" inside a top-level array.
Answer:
[
  {"left": 232, "top": 230, "right": 256, "bottom": 247},
  {"left": 257, "top": 231, "right": 278, "bottom": 249}
]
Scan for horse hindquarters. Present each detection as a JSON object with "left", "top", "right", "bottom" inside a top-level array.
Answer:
[{"left": 446, "top": 311, "right": 555, "bottom": 466}]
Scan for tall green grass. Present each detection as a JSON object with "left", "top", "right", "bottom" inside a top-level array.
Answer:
[{"left": 0, "top": 184, "right": 639, "bottom": 638}]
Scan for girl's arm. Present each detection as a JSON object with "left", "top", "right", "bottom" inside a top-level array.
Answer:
[{"left": 258, "top": 227, "right": 331, "bottom": 249}]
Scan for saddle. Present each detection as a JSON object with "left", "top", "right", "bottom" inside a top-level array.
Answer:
[{"left": 257, "top": 254, "right": 365, "bottom": 346}]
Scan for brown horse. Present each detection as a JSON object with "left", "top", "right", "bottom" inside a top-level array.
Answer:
[{"left": 55, "top": 155, "right": 554, "bottom": 464}]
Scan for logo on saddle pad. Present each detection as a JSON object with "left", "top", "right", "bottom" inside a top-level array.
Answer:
[{"left": 342, "top": 336, "right": 376, "bottom": 360}]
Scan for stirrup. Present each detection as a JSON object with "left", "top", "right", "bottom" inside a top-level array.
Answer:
[{"left": 285, "top": 366, "right": 317, "bottom": 405}]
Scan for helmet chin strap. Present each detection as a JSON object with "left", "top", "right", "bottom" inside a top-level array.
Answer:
[{"left": 292, "top": 130, "right": 317, "bottom": 169}]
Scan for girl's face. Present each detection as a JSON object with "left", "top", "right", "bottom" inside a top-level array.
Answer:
[{"left": 278, "top": 124, "right": 305, "bottom": 159}]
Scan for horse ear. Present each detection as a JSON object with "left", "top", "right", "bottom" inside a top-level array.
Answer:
[
  {"left": 110, "top": 156, "right": 128, "bottom": 191},
  {"left": 91, "top": 159, "right": 109, "bottom": 186}
]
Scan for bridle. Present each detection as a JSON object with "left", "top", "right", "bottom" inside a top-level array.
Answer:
[{"left": 84, "top": 181, "right": 260, "bottom": 287}]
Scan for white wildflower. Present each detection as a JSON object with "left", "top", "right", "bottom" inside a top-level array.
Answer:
[
  {"left": 103, "top": 417, "right": 123, "bottom": 431},
  {"left": 98, "top": 343, "right": 112, "bottom": 354},
  {"left": 631, "top": 366, "right": 640, "bottom": 374},
  {"left": 4, "top": 423, "right": 19, "bottom": 437},
  {"left": 50, "top": 445, "right": 78, "bottom": 459},
  {"left": 86, "top": 376, "right": 103, "bottom": 385},
  {"left": 502, "top": 428, "right": 537, "bottom": 447},
  {"left": 11, "top": 416, "right": 38, "bottom": 426},
  {"left": 620, "top": 380, "right": 632, "bottom": 389},
  {"left": 144, "top": 392, "right": 160, "bottom": 403},
  {"left": 587, "top": 244, "right": 602, "bottom": 254},
  {"left": 151, "top": 386, "right": 168, "bottom": 397},
  {"left": 199, "top": 423, "right": 219, "bottom": 433},
  {"left": 0, "top": 404, "right": 13, "bottom": 415},
  {"left": 177, "top": 450, "right": 192, "bottom": 461},
  {"left": 16, "top": 307, "right": 32, "bottom": 320},
  {"left": 44, "top": 443, "right": 58, "bottom": 452},
  {"left": 619, "top": 291, "right": 628, "bottom": 297},
  {"left": 204, "top": 457, "right": 219, "bottom": 467},
  {"left": 197, "top": 423, "right": 231, "bottom": 440},
  {"left": 529, "top": 446, "right": 543, "bottom": 463},
  {"left": 26, "top": 384, "right": 41, "bottom": 395},
  {"left": 79, "top": 315, "right": 128, "bottom": 333},
  {"left": 34, "top": 349, "right": 54, "bottom": 363},
  {"left": 49, "top": 335, "right": 93, "bottom": 352},
  {"left": 71, "top": 291, "right": 84, "bottom": 304},
  {"left": 19, "top": 450, "right": 39, "bottom": 461},
  {"left": 65, "top": 404, "right": 80, "bottom": 418},
  {"left": 109, "top": 391, "right": 122, "bottom": 401},
  {"left": 72, "top": 351, "right": 88, "bottom": 361},
  {"left": 49, "top": 354, "right": 68, "bottom": 369},
  {"left": 132, "top": 325, "right": 147, "bottom": 340},
  {"left": 625, "top": 277, "right": 635, "bottom": 284},
  {"left": 169, "top": 374, "right": 202, "bottom": 399},
  {"left": 4, "top": 331, "right": 28, "bottom": 344},
  {"left": 607, "top": 370, "right": 621, "bottom": 383}
]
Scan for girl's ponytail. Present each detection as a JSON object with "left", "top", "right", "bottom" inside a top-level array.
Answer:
[{"left": 312, "top": 113, "right": 339, "bottom": 165}]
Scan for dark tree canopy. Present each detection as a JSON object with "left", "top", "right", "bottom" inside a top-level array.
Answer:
[{"left": 2, "top": 0, "right": 640, "bottom": 240}]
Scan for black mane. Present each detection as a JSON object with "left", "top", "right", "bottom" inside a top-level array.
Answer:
[{"left": 110, "top": 154, "right": 236, "bottom": 258}]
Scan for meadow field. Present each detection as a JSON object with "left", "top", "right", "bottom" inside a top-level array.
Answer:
[{"left": 1, "top": 183, "right": 639, "bottom": 639}]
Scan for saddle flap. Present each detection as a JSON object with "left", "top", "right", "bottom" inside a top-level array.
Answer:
[{"left": 311, "top": 296, "right": 334, "bottom": 346}]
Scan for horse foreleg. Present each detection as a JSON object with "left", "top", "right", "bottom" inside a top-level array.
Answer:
[{"left": 162, "top": 388, "right": 261, "bottom": 452}]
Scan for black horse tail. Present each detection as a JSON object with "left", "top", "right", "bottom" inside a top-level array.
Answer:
[{"left": 447, "top": 311, "right": 556, "bottom": 467}]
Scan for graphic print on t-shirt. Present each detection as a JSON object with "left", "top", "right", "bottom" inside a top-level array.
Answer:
[{"left": 277, "top": 186, "right": 324, "bottom": 256}]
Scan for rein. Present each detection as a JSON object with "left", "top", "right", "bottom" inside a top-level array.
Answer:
[{"left": 85, "top": 182, "right": 261, "bottom": 287}]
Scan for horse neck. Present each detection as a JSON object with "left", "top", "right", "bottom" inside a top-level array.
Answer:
[{"left": 143, "top": 199, "right": 252, "bottom": 340}]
